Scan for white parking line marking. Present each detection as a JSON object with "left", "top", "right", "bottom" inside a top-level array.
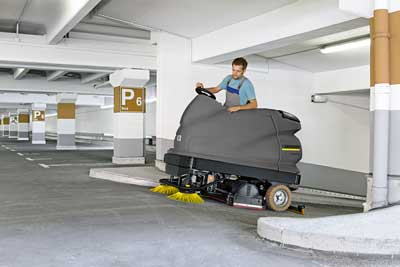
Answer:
[
  {"left": 10, "top": 149, "right": 16, "bottom": 152},
  {"left": 17, "top": 153, "right": 24, "bottom": 156},
  {"left": 38, "top": 163, "right": 50, "bottom": 168},
  {"left": 46, "top": 162, "right": 115, "bottom": 168},
  {"left": 26, "top": 157, "right": 52, "bottom": 161}
]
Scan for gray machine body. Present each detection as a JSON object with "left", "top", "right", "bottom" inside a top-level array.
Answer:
[{"left": 165, "top": 95, "right": 302, "bottom": 183}]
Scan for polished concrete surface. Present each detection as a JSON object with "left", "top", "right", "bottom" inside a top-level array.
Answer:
[{"left": 0, "top": 137, "right": 397, "bottom": 267}]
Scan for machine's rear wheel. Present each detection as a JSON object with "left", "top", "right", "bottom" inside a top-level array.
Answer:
[{"left": 265, "top": 184, "right": 291, "bottom": 212}]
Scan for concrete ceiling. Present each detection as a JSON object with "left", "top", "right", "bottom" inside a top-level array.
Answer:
[
  {"left": 256, "top": 26, "right": 370, "bottom": 72},
  {"left": 0, "top": 0, "right": 70, "bottom": 35},
  {"left": 271, "top": 46, "right": 369, "bottom": 72},
  {"left": 94, "top": 0, "right": 298, "bottom": 38}
]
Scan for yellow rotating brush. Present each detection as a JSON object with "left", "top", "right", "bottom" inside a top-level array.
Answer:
[
  {"left": 167, "top": 191, "right": 204, "bottom": 204},
  {"left": 150, "top": 185, "right": 179, "bottom": 195}
]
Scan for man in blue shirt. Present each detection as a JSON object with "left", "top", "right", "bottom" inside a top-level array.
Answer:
[{"left": 196, "top": 57, "right": 257, "bottom": 112}]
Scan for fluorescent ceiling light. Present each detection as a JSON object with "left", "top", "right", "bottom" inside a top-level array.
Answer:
[
  {"left": 100, "top": 105, "right": 114, "bottom": 109},
  {"left": 45, "top": 113, "right": 57, "bottom": 118},
  {"left": 320, "top": 38, "right": 370, "bottom": 54}
]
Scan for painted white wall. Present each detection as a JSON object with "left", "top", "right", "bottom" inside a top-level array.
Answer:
[
  {"left": 313, "top": 65, "right": 370, "bottom": 93},
  {"left": 44, "top": 94, "right": 156, "bottom": 138},
  {"left": 75, "top": 107, "right": 114, "bottom": 135},
  {"left": 45, "top": 116, "right": 57, "bottom": 133},
  {"left": 156, "top": 32, "right": 369, "bottom": 173},
  {"left": 145, "top": 102, "right": 156, "bottom": 137}
]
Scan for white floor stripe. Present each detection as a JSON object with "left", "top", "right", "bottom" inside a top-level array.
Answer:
[
  {"left": 26, "top": 157, "right": 52, "bottom": 161},
  {"left": 38, "top": 163, "right": 50, "bottom": 168},
  {"left": 17, "top": 153, "right": 24, "bottom": 156},
  {"left": 47, "top": 162, "right": 115, "bottom": 167},
  {"left": 10, "top": 149, "right": 15, "bottom": 152}
]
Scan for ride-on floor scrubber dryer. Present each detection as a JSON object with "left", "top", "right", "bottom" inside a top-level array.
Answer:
[{"left": 152, "top": 88, "right": 302, "bottom": 212}]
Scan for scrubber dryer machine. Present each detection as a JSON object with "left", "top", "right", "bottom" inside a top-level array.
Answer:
[{"left": 152, "top": 88, "right": 302, "bottom": 212}]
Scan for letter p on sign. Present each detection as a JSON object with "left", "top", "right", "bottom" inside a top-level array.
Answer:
[{"left": 121, "top": 88, "right": 135, "bottom": 106}]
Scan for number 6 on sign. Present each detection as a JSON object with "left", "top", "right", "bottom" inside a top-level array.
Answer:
[{"left": 136, "top": 97, "right": 142, "bottom": 106}]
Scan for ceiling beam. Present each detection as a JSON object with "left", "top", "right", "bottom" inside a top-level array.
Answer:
[
  {"left": 46, "top": 0, "right": 102, "bottom": 45},
  {"left": 0, "top": 36, "right": 157, "bottom": 71},
  {"left": 47, "top": 70, "right": 67, "bottom": 81},
  {"left": 94, "top": 80, "right": 111, "bottom": 89},
  {"left": 13, "top": 68, "right": 29, "bottom": 80},
  {"left": 0, "top": 63, "right": 114, "bottom": 74},
  {"left": 81, "top": 73, "right": 110, "bottom": 84},
  {"left": 0, "top": 74, "right": 113, "bottom": 96}
]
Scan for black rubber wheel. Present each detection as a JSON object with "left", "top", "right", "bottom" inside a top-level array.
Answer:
[{"left": 265, "top": 184, "right": 292, "bottom": 212}]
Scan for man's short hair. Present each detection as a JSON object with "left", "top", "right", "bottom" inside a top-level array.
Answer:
[{"left": 232, "top": 57, "right": 248, "bottom": 70}]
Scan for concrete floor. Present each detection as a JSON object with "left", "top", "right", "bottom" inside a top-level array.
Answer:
[{"left": 0, "top": 137, "right": 398, "bottom": 267}]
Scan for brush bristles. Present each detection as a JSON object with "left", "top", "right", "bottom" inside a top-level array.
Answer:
[
  {"left": 150, "top": 185, "right": 179, "bottom": 195},
  {"left": 167, "top": 192, "right": 204, "bottom": 204}
]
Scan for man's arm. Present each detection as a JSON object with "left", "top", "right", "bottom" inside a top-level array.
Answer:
[
  {"left": 206, "top": 87, "right": 222, "bottom": 94},
  {"left": 196, "top": 82, "right": 222, "bottom": 94},
  {"left": 227, "top": 99, "right": 258, "bottom": 112}
]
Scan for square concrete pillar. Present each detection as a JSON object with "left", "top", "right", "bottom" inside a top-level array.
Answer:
[
  {"left": 56, "top": 94, "right": 77, "bottom": 150},
  {"left": 110, "top": 69, "right": 149, "bottom": 164},
  {"left": 32, "top": 103, "right": 46, "bottom": 144},
  {"left": 8, "top": 112, "right": 18, "bottom": 139},
  {"left": 2, "top": 115, "right": 9, "bottom": 136},
  {"left": 17, "top": 109, "right": 30, "bottom": 141}
]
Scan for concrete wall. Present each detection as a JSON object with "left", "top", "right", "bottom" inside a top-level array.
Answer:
[
  {"left": 75, "top": 107, "right": 114, "bottom": 135},
  {"left": 314, "top": 65, "right": 370, "bottom": 93},
  {"left": 44, "top": 87, "right": 156, "bottom": 138},
  {"left": 45, "top": 115, "right": 57, "bottom": 133},
  {"left": 311, "top": 66, "right": 370, "bottom": 173}
]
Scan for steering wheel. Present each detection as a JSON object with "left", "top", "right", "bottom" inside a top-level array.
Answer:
[{"left": 195, "top": 87, "right": 216, "bottom": 100}]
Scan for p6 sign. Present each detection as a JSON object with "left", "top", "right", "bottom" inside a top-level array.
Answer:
[
  {"left": 114, "top": 87, "right": 146, "bottom": 113},
  {"left": 32, "top": 110, "right": 45, "bottom": 121}
]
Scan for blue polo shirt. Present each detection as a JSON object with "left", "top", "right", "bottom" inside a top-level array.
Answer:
[{"left": 218, "top": 75, "right": 257, "bottom": 105}]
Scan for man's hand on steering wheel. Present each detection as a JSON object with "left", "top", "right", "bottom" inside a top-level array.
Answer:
[{"left": 195, "top": 82, "right": 204, "bottom": 89}]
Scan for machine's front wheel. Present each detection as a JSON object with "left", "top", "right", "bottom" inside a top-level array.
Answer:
[{"left": 265, "top": 184, "right": 292, "bottom": 212}]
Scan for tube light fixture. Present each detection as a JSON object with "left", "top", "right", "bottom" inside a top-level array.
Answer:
[
  {"left": 320, "top": 38, "right": 370, "bottom": 54},
  {"left": 100, "top": 105, "right": 114, "bottom": 109}
]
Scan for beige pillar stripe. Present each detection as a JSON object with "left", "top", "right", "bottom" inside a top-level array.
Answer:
[
  {"left": 374, "top": 9, "right": 391, "bottom": 84},
  {"left": 370, "top": 17, "right": 376, "bottom": 87},
  {"left": 57, "top": 103, "right": 76, "bottom": 119},
  {"left": 114, "top": 87, "right": 121, "bottom": 113},
  {"left": 18, "top": 114, "right": 30, "bottom": 123},
  {"left": 390, "top": 10, "right": 400, "bottom": 85}
]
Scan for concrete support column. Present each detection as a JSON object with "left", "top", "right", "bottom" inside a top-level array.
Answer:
[
  {"left": 371, "top": 2, "right": 391, "bottom": 209},
  {"left": 17, "top": 109, "right": 30, "bottom": 141},
  {"left": 388, "top": 5, "right": 400, "bottom": 204},
  {"left": 110, "top": 69, "right": 149, "bottom": 165},
  {"left": 3, "top": 115, "right": 9, "bottom": 136},
  {"left": 32, "top": 103, "right": 46, "bottom": 145},
  {"left": 56, "top": 94, "right": 77, "bottom": 150},
  {"left": 8, "top": 112, "right": 18, "bottom": 139}
]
